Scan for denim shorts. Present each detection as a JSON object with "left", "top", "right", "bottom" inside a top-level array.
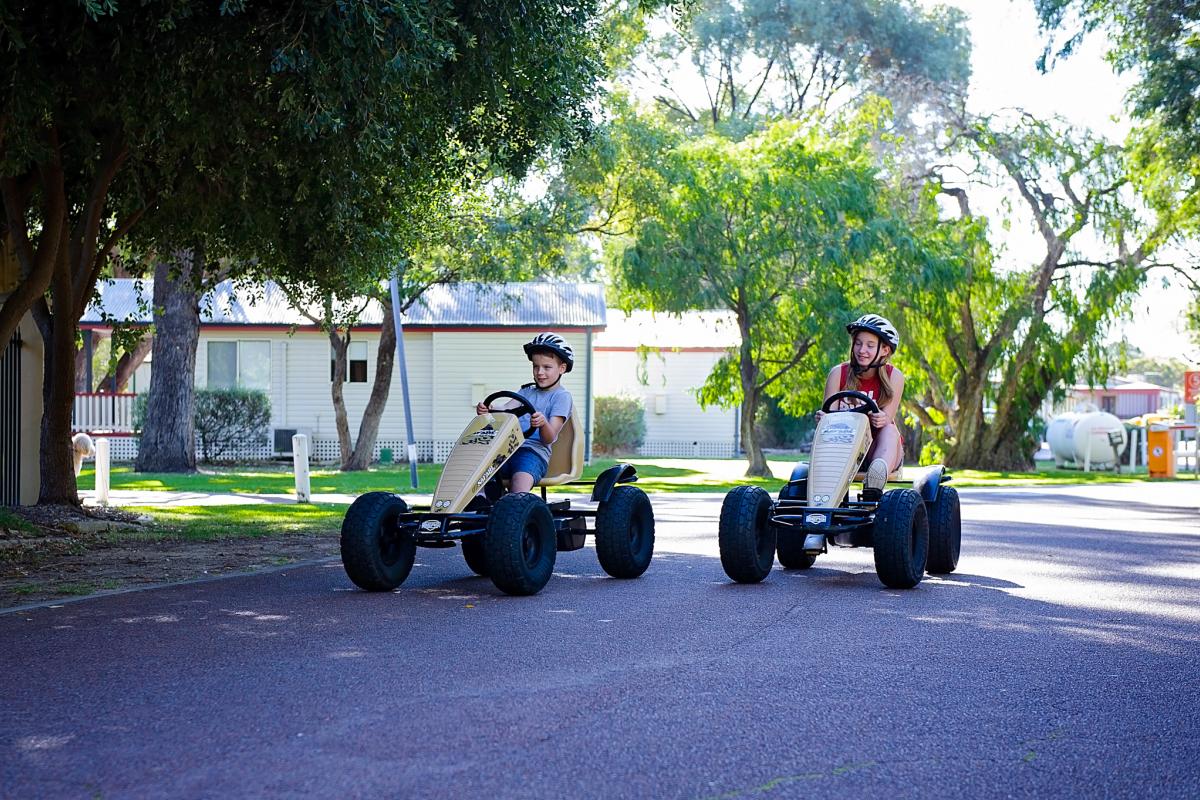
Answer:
[{"left": 498, "top": 446, "right": 549, "bottom": 485}]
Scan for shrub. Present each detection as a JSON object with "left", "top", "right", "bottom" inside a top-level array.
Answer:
[
  {"left": 132, "top": 393, "right": 149, "bottom": 433},
  {"left": 594, "top": 395, "right": 646, "bottom": 455},
  {"left": 193, "top": 388, "right": 271, "bottom": 463}
]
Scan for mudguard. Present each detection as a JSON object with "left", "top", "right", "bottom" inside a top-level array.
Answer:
[
  {"left": 779, "top": 462, "right": 809, "bottom": 501},
  {"left": 911, "top": 464, "right": 948, "bottom": 503},
  {"left": 591, "top": 463, "right": 638, "bottom": 503}
]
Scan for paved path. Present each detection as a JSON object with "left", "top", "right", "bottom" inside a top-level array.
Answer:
[{"left": 4, "top": 484, "right": 1199, "bottom": 799}]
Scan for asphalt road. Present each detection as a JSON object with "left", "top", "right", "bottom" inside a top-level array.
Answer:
[{"left": 2, "top": 484, "right": 1198, "bottom": 799}]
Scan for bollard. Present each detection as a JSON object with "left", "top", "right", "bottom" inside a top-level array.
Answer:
[
  {"left": 293, "top": 433, "right": 311, "bottom": 503},
  {"left": 1128, "top": 427, "right": 1138, "bottom": 471},
  {"left": 95, "top": 437, "right": 110, "bottom": 506}
]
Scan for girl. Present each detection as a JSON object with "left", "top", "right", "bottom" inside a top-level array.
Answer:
[{"left": 815, "top": 314, "right": 905, "bottom": 493}]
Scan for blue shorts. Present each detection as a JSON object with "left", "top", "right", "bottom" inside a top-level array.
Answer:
[{"left": 498, "top": 447, "right": 549, "bottom": 485}]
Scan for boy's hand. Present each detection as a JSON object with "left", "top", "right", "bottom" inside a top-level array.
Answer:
[
  {"left": 814, "top": 410, "right": 825, "bottom": 422},
  {"left": 529, "top": 411, "right": 547, "bottom": 429},
  {"left": 476, "top": 402, "right": 488, "bottom": 415}
]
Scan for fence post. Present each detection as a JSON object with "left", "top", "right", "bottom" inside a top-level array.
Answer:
[
  {"left": 293, "top": 433, "right": 311, "bottom": 503},
  {"left": 1128, "top": 427, "right": 1138, "bottom": 471},
  {"left": 95, "top": 437, "right": 110, "bottom": 506}
]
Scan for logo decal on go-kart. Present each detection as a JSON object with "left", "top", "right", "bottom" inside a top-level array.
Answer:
[
  {"left": 821, "top": 421, "right": 855, "bottom": 445},
  {"left": 461, "top": 424, "right": 496, "bottom": 446}
]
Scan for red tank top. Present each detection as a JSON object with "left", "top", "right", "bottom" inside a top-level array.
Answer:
[{"left": 838, "top": 362, "right": 893, "bottom": 404}]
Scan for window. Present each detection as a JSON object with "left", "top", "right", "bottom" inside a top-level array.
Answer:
[
  {"left": 207, "top": 341, "right": 270, "bottom": 390},
  {"left": 331, "top": 341, "right": 368, "bottom": 383},
  {"left": 1101, "top": 395, "right": 1116, "bottom": 414}
]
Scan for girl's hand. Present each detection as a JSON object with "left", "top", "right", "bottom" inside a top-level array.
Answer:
[
  {"left": 868, "top": 411, "right": 888, "bottom": 429},
  {"left": 529, "top": 411, "right": 547, "bottom": 429},
  {"left": 476, "top": 402, "right": 488, "bottom": 415}
]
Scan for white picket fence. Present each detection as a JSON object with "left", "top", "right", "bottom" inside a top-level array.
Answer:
[{"left": 73, "top": 392, "right": 136, "bottom": 433}]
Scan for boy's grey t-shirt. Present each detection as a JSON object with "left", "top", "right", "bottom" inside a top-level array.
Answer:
[{"left": 514, "top": 383, "right": 573, "bottom": 464}]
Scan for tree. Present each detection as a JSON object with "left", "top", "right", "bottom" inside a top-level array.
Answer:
[
  {"left": 626, "top": 0, "right": 970, "bottom": 128},
  {"left": 892, "top": 111, "right": 1178, "bottom": 469},
  {"left": 0, "top": 1, "right": 628, "bottom": 503},
  {"left": 1034, "top": 1, "right": 1200, "bottom": 164},
  {"left": 610, "top": 110, "right": 900, "bottom": 476}
]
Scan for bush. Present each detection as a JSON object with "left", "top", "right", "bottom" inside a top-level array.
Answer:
[
  {"left": 594, "top": 395, "right": 646, "bottom": 455},
  {"left": 132, "top": 393, "right": 149, "bottom": 433},
  {"left": 193, "top": 388, "right": 271, "bottom": 463}
]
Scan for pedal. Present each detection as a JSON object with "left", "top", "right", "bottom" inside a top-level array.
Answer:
[
  {"left": 802, "top": 533, "right": 826, "bottom": 554},
  {"left": 860, "top": 487, "right": 882, "bottom": 502}
]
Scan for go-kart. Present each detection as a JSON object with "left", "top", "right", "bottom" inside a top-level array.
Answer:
[
  {"left": 718, "top": 390, "right": 961, "bottom": 589},
  {"left": 340, "top": 391, "right": 655, "bottom": 596}
]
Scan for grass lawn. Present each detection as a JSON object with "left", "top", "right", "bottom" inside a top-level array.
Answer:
[
  {"left": 121, "top": 503, "right": 349, "bottom": 540},
  {"left": 75, "top": 457, "right": 1185, "bottom": 498}
]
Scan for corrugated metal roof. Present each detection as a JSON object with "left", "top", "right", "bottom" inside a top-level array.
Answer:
[
  {"left": 81, "top": 279, "right": 607, "bottom": 329},
  {"left": 594, "top": 309, "right": 739, "bottom": 349}
]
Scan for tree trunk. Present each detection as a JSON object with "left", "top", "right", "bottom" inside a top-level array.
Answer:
[
  {"left": 35, "top": 281, "right": 81, "bottom": 505},
  {"left": 343, "top": 299, "right": 397, "bottom": 471},
  {"left": 329, "top": 329, "right": 353, "bottom": 464},
  {"left": 735, "top": 310, "right": 768, "bottom": 477},
  {"left": 99, "top": 332, "right": 153, "bottom": 392},
  {"left": 135, "top": 251, "right": 201, "bottom": 473}
]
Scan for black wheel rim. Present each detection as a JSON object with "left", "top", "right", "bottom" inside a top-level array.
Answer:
[
  {"left": 378, "top": 514, "right": 405, "bottom": 566},
  {"left": 629, "top": 512, "right": 645, "bottom": 553},
  {"left": 756, "top": 500, "right": 773, "bottom": 562},
  {"left": 522, "top": 521, "right": 542, "bottom": 568}
]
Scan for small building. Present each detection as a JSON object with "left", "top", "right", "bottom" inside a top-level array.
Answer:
[
  {"left": 1, "top": 235, "right": 45, "bottom": 505},
  {"left": 1059, "top": 377, "right": 1182, "bottom": 419},
  {"left": 78, "top": 279, "right": 606, "bottom": 462},
  {"left": 593, "top": 310, "right": 740, "bottom": 457}
]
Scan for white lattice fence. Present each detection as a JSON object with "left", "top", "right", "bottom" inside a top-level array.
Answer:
[{"left": 638, "top": 440, "right": 737, "bottom": 458}]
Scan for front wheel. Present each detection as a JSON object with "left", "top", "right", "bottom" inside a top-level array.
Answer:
[
  {"left": 719, "top": 486, "right": 776, "bottom": 583},
  {"left": 595, "top": 486, "right": 655, "bottom": 579},
  {"left": 340, "top": 492, "right": 415, "bottom": 591},
  {"left": 484, "top": 493, "right": 556, "bottom": 596},
  {"left": 926, "top": 486, "right": 961, "bottom": 574},
  {"left": 872, "top": 488, "right": 928, "bottom": 589}
]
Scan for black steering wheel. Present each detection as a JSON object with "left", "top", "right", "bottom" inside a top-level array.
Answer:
[
  {"left": 482, "top": 390, "right": 537, "bottom": 419},
  {"left": 821, "top": 390, "right": 880, "bottom": 416}
]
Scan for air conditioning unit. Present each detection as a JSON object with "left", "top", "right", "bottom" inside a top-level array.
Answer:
[{"left": 273, "top": 427, "right": 312, "bottom": 454}]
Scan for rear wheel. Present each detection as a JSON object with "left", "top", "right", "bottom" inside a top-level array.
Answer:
[
  {"left": 719, "top": 486, "right": 776, "bottom": 583},
  {"left": 872, "top": 488, "right": 928, "bottom": 589},
  {"left": 926, "top": 486, "right": 961, "bottom": 574},
  {"left": 461, "top": 536, "right": 489, "bottom": 577},
  {"left": 340, "top": 492, "right": 415, "bottom": 591},
  {"left": 776, "top": 531, "right": 818, "bottom": 570},
  {"left": 484, "top": 493, "right": 556, "bottom": 596},
  {"left": 595, "top": 486, "right": 655, "bottom": 579}
]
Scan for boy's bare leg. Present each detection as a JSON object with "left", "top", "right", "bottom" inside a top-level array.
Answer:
[{"left": 509, "top": 472, "right": 535, "bottom": 494}]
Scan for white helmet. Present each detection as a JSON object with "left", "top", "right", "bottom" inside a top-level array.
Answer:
[
  {"left": 523, "top": 332, "right": 574, "bottom": 372},
  {"left": 846, "top": 314, "right": 899, "bottom": 351}
]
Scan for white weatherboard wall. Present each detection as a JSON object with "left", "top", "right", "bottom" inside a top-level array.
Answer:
[
  {"left": 430, "top": 330, "right": 591, "bottom": 461},
  {"left": 594, "top": 348, "right": 736, "bottom": 457}
]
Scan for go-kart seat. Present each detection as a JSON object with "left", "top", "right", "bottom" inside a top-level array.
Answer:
[
  {"left": 852, "top": 466, "right": 904, "bottom": 483},
  {"left": 538, "top": 408, "right": 584, "bottom": 486}
]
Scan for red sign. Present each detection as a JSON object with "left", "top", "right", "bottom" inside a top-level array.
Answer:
[{"left": 1185, "top": 371, "right": 1200, "bottom": 405}]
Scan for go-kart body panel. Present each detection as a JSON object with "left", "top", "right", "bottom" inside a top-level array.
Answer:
[
  {"left": 432, "top": 413, "right": 523, "bottom": 514},
  {"left": 807, "top": 411, "right": 872, "bottom": 508}
]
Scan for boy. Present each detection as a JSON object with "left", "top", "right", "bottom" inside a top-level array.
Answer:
[{"left": 475, "top": 332, "right": 575, "bottom": 494}]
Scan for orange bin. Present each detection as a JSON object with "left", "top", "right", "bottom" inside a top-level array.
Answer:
[{"left": 1147, "top": 425, "right": 1175, "bottom": 478}]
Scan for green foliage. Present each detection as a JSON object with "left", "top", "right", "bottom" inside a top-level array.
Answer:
[
  {"left": 193, "top": 388, "right": 271, "bottom": 464},
  {"left": 594, "top": 396, "right": 647, "bottom": 454},
  {"left": 756, "top": 396, "right": 813, "bottom": 449},
  {"left": 629, "top": 0, "right": 970, "bottom": 127},
  {"left": 132, "top": 393, "right": 149, "bottom": 434},
  {"left": 611, "top": 109, "right": 904, "bottom": 412}
]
